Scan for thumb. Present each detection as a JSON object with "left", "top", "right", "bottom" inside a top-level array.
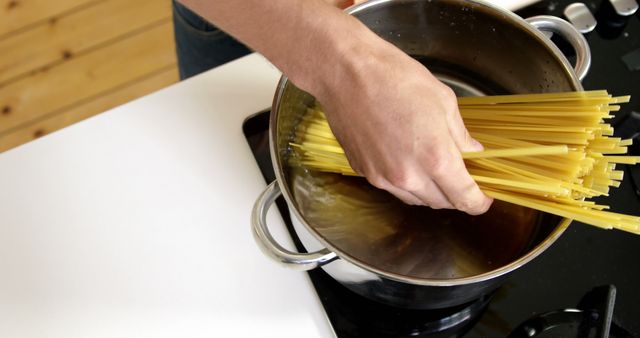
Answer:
[{"left": 446, "top": 107, "right": 484, "bottom": 153}]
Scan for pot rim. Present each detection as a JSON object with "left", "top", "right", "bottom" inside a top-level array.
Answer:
[{"left": 269, "top": 0, "right": 582, "bottom": 286}]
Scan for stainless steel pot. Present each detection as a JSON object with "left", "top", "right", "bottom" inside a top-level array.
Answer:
[{"left": 252, "top": 0, "right": 591, "bottom": 309}]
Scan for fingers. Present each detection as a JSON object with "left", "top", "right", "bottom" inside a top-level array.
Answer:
[
  {"left": 371, "top": 163, "right": 485, "bottom": 212},
  {"left": 366, "top": 176, "right": 423, "bottom": 205},
  {"left": 387, "top": 187, "right": 425, "bottom": 206},
  {"left": 353, "top": 112, "right": 492, "bottom": 214},
  {"left": 358, "top": 128, "right": 490, "bottom": 212},
  {"left": 440, "top": 87, "right": 484, "bottom": 153},
  {"left": 366, "top": 164, "right": 454, "bottom": 209},
  {"left": 408, "top": 177, "right": 454, "bottom": 209},
  {"left": 447, "top": 111, "right": 483, "bottom": 153},
  {"left": 435, "top": 84, "right": 492, "bottom": 214},
  {"left": 428, "top": 141, "right": 493, "bottom": 215}
]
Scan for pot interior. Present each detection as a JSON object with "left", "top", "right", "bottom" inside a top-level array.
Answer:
[{"left": 272, "top": 0, "right": 580, "bottom": 282}]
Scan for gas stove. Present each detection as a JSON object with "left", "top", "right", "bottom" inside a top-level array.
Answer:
[{"left": 243, "top": 0, "right": 640, "bottom": 336}]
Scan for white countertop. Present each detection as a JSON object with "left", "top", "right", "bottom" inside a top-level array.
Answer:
[
  {"left": 0, "top": 2, "right": 541, "bottom": 332},
  {"left": 0, "top": 54, "right": 334, "bottom": 338}
]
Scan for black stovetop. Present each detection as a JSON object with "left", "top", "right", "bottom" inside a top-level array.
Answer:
[{"left": 243, "top": 0, "right": 640, "bottom": 336}]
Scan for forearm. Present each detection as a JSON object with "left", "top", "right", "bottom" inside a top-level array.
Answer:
[{"left": 177, "top": 0, "right": 375, "bottom": 97}]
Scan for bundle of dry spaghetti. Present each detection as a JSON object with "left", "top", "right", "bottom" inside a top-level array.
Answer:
[{"left": 289, "top": 90, "right": 640, "bottom": 234}]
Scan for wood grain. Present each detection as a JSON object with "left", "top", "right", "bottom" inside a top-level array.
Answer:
[
  {"left": 0, "top": 65, "right": 178, "bottom": 152},
  {"left": 0, "top": 0, "right": 101, "bottom": 37},
  {"left": 0, "top": 0, "right": 171, "bottom": 84},
  {"left": 0, "top": 0, "right": 179, "bottom": 153},
  {"left": 0, "top": 20, "right": 176, "bottom": 135}
]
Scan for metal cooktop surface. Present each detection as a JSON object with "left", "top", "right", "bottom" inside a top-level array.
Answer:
[{"left": 243, "top": 0, "right": 640, "bottom": 336}]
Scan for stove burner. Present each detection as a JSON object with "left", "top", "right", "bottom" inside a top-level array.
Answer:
[{"left": 509, "top": 286, "right": 634, "bottom": 338}]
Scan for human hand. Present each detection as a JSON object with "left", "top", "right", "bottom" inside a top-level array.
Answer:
[
  {"left": 177, "top": 0, "right": 492, "bottom": 214},
  {"left": 308, "top": 35, "right": 493, "bottom": 215}
]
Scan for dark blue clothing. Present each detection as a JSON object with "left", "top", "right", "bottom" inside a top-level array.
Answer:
[{"left": 172, "top": 1, "right": 251, "bottom": 80}]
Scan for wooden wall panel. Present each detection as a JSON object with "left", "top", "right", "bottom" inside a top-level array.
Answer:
[
  {"left": 0, "top": 0, "right": 101, "bottom": 37},
  {"left": 0, "top": 20, "right": 176, "bottom": 134},
  {"left": 0, "top": 0, "right": 179, "bottom": 153},
  {"left": 0, "top": 0, "right": 171, "bottom": 84}
]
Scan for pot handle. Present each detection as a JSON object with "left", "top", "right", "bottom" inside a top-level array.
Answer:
[
  {"left": 251, "top": 181, "right": 338, "bottom": 271},
  {"left": 525, "top": 15, "right": 591, "bottom": 81}
]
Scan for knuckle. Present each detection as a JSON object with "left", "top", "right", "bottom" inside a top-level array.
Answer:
[
  {"left": 387, "top": 169, "right": 419, "bottom": 191},
  {"left": 439, "top": 86, "right": 458, "bottom": 106},
  {"left": 454, "top": 200, "right": 475, "bottom": 212},
  {"left": 425, "top": 154, "right": 451, "bottom": 178},
  {"left": 474, "top": 199, "right": 492, "bottom": 214},
  {"left": 454, "top": 196, "right": 484, "bottom": 214}
]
